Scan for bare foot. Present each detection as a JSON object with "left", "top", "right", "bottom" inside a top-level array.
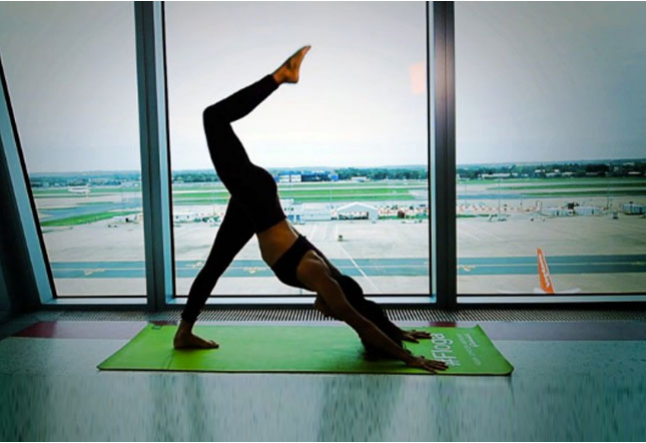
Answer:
[
  {"left": 173, "top": 320, "right": 219, "bottom": 349},
  {"left": 173, "top": 331, "right": 219, "bottom": 349},
  {"left": 273, "top": 45, "right": 311, "bottom": 85}
]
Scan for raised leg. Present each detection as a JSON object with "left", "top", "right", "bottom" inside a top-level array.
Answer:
[
  {"left": 202, "top": 75, "right": 279, "bottom": 203},
  {"left": 202, "top": 45, "right": 310, "bottom": 125},
  {"left": 204, "top": 74, "right": 279, "bottom": 125},
  {"left": 202, "top": 46, "right": 311, "bottom": 196}
]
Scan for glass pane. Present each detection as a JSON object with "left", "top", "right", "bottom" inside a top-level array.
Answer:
[
  {"left": 165, "top": 2, "right": 429, "bottom": 296},
  {"left": 455, "top": 2, "right": 646, "bottom": 295},
  {"left": 0, "top": 2, "right": 144, "bottom": 296}
]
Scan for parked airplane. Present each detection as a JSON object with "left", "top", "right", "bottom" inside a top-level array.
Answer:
[
  {"left": 498, "top": 248, "right": 581, "bottom": 294},
  {"left": 67, "top": 186, "right": 90, "bottom": 194}
]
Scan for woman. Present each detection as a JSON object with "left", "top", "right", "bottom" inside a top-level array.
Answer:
[{"left": 173, "top": 46, "right": 447, "bottom": 374}]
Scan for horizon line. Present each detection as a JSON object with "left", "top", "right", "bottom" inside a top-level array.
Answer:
[{"left": 27, "top": 156, "right": 646, "bottom": 176}]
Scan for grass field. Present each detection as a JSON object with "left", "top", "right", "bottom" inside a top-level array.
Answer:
[
  {"left": 459, "top": 177, "right": 646, "bottom": 186},
  {"left": 33, "top": 182, "right": 425, "bottom": 204},
  {"left": 519, "top": 190, "right": 645, "bottom": 198},
  {"left": 176, "top": 196, "right": 418, "bottom": 205},
  {"left": 173, "top": 188, "right": 418, "bottom": 205},
  {"left": 33, "top": 178, "right": 645, "bottom": 227},
  {"left": 41, "top": 211, "right": 140, "bottom": 227},
  {"left": 495, "top": 182, "right": 646, "bottom": 191},
  {"left": 31, "top": 181, "right": 427, "bottom": 196}
]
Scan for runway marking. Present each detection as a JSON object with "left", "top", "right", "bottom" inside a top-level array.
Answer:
[
  {"left": 337, "top": 244, "right": 382, "bottom": 294},
  {"left": 57, "top": 258, "right": 646, "bottom": 270},
  {"left": 83, "top": 268, "right": 106, "bottom": 276},
  {"left": 55, "top": 266, "right": 145, "bottom": 271}
]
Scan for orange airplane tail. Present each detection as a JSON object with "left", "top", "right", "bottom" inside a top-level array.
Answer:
[{"left": 537, "top": 248, "right": 555, "bottom": 294}]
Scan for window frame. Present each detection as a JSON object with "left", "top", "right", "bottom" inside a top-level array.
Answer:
[
  {"left": 449, "top": 1, "right": 646, "bottom": 305},
  {"left": 162, "top": 1, "right": 436, "bottom": 305},
  {"left": 0, "top": 1, "right": 643, "bottom": 311}
]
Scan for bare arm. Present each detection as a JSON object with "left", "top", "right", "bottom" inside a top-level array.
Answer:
[
  {"left": 298, "top": 255, "right": 447, "bottom": 372},
  {"left": 315, "top": 276, "right": 413, "bottom": 362},
  {"left": 309, "top": 257, "right": 427, "bottom": 343}
]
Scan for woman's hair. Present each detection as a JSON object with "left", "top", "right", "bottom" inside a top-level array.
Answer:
[{"left": 335, "top": 274, "right": 403, "bottom": 359}]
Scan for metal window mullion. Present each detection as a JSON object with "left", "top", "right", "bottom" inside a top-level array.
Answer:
[
  {"left": 427, "top": 2, "right": 436, "bottom": 303},
  {"left": 433, "top": 2, "right": 457, "bottom": 308},
  {"left": 134, "top": 1, "right": 174, "bottom": 311},
  {"left": 0, "top": 53, "right": 54, "bottom": 307}
]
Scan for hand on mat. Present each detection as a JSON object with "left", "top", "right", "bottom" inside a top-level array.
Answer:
[
  {"left": 400, "top": 330, "right": 432, "bottom": 343},
  {"left": 406, "top": 355, "right": 449, "bottom": 374}
]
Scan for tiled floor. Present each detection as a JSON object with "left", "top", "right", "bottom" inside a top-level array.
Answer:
[{"left": 0, "top": 316, "right": 645, "bottom": 441}]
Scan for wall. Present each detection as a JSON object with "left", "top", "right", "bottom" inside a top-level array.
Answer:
[{"left": 0, "top": 130, "right": 40, "bottom": 324}]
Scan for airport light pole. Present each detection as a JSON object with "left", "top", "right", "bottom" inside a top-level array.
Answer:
[{"left": 497, "top": 178, "right": 501, "bottom": 216}]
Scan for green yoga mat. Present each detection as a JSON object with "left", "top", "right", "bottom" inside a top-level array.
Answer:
[{"left": 98, "top": 324, "right": 513, "bottom": 375}]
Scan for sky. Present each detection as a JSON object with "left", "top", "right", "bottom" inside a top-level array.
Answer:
[
  {"left": 0, "top": 2, "right": 644, "bottom": 174},
  {"left": 455, "top": 2, "right": 646, "bottom": 165}
]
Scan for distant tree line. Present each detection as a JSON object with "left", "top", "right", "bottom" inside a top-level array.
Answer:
[
  {"left": 457, "top": 160, "right": 646, "bottom": 180},
  {"left": 29, "top": 172, "right": 140, "bottom": 188},
  {"left": 334, "top": 168, "right": 428, "bottom": 181},
  {"left": 28, "top": 159, "right": 646, "bottom": 188},
  {"left": 173, "top": 172, "right": 220, "bottom": 183},
  {"left": 173, "top": 168, "right": 429, "bottom": 183}
]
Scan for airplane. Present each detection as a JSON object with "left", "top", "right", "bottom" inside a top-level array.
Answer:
[
  {"left": 497, "top": 248, "right": 581, "bottom": 294},
  {"left": 67, "top": 186, "right": 90, "bottom": 195}
]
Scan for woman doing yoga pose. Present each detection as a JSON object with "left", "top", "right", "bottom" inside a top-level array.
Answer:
[{"left": 173, "top": 46, "right": 447, "bottom": 374}]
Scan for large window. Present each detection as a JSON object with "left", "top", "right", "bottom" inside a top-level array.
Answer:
[
  {"left": 0, "top": 3, "right": 144, "bottom": 296},
  {"left": 455, "top": 2, "right": 646, "bottom": 296},
  {"left": 165, "top": 2, "right": 430, "bottom": 297},
  {"left": 3, "top": 2, "right": 643, "bottom": 306}
]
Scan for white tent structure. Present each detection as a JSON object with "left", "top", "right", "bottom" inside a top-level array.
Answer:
[{"left": 336, "top": 202, "right": 378, "bottom": 221}]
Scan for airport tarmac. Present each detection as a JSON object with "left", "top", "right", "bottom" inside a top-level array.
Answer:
[{"left": 40, "top": 213, "right": 645, "bottom": 297}]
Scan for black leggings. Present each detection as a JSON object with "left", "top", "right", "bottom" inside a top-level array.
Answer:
[{"left": 181, "top": 74, "right": 281, "bottom": 324}]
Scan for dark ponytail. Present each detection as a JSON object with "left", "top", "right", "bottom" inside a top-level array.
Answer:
[{"left": 335, "top": 275, "right": 403, "bottom": 359}]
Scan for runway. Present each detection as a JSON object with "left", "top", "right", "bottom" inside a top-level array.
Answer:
[{"left": 48, "top": 254, "right": 646, "bottom": 279}]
